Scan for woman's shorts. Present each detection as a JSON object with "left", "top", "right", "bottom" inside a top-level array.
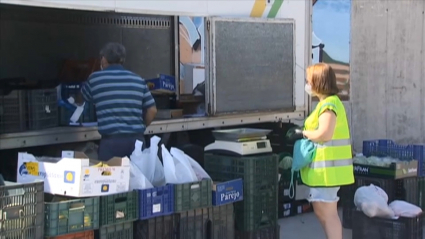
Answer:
[{"left": 307, "top": 187, "right": 340, "bottom": 203}]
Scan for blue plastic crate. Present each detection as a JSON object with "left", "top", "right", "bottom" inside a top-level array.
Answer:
[
  {"left": 212, "top": 179, "right": 243, "bottom": 206},
  {"left": 363, "top": 139, "right": 425, "bottom": 177},
  {"left": 138, "top": 185, "right": 174, "bottom": 220}
]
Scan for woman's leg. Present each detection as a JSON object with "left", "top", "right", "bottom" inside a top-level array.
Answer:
[
  {"left": 312, "top": 201, "right": 342, "bottom": 239},
  {"left": 307, "top": 187, "right": 342, "bottom": 239}
]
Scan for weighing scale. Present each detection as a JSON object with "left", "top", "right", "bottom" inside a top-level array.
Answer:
[{"left": 204, "top": 128, "right": 273, "bottom": 156}]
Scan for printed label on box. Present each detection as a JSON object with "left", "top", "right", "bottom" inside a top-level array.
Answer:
[{"left": 153, "top": 204, "right": 161, "bottom": 213}]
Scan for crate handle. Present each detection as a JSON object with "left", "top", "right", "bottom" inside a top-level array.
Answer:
[
  {"left": 69, "top": 202, "right": 85, "bottom": 212},
  {"left": 190, "top": 183, "right": 200, "bottom": 189},
  {"left": 114, "top": 197, "right": 128, "bottom": 219}
]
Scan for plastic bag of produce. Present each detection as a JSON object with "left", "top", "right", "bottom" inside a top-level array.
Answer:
[
  {"left": 129, "top": 160, "right": 153, "bottom": 190},
  {"left": 162, "top": 145, "right": 198, "bottom": 184},
  {"left": 130, "top": 136, "right": 166, "bottom": 187},
  {"left": 170, "top": 147, "right": 210, "bottom": 181},
  {"left": 354, "top": 184, "right": 395, "bottom": 218},
  {"left": 389, "top": 200, "right": 423, "bottom": 218}
]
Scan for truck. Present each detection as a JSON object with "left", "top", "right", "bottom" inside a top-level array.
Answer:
[{"left": 0, "top": 0, "right": 312, "bottom": 154}]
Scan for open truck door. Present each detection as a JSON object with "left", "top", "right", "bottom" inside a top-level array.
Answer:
[{"left": 205, "top": 17, "right": 296, "bottom": 116}]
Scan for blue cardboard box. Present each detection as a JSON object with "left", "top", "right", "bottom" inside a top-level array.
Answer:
[
  {"left": 212, "top": 178, "right": 243, "bottom": 206},
  {"left": 146, "top": 74, "right": 176, "bottom": 94}
]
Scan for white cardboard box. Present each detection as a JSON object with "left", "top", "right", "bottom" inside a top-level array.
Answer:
[{"left": 17, "top": 151, "right": 130, "bottom": 197}]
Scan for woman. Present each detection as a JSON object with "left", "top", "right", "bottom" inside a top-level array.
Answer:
[{"left": 301, "top": 63, "right": 354, "bottom": 239}]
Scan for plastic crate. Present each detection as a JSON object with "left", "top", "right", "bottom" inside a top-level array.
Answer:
[
  {"left": 352, "top": 210, "right": 423, "bottom": 239},
  {"left": 97, "top": 221, "right": 133, "bottom": 239},
  {"left": 278, "top": 169, "right": 297, "bottom": 203},
  {"left": 341, "top": 176, "right": 418, "bottom": 229},
  {"left": 44, "top": 195, "right": 100, "bottom": 237},
  {"left": 211, "top": 204, "right": 234, "bottom": 239},
  {"left": 173, "top": 179, "right": 212, "bottom": 213},
  {"left": 419, "top": 177, "right": 425, "bottom": 210},
  {"left": 99, "top": 191, "right": 139, "bottom": 226},
  {"left": 0, "top": 90, "right": 26, "bottom": 134},
  {"left": 45, "top": 230, "right": 94, "bottom": 239},
  {"left": 175, "top": 207, "right": 210, "bottom": 239},
  {"left": 27, "top": 89, "right": 58, "bottom": 130},
  {"left": 139, "top": 185, "right": 174, "bottom": 220},
  {"left": 0, "top": 181, "right": 44, "bottom": 239},
  {"left": 235, "top": 225, "right": 280, "bottom": 239},
  {"left": 363, "top": 139, "right": 425, "bottom": 177},
  {"left": 58, "top": 83, "right": 96, "bottom": 126},
  {"left": 134, "top": 215, "right": 175, "bottom": 239},
  {"left": 204, "top": 153, "right": 279, "bottom": 231}
]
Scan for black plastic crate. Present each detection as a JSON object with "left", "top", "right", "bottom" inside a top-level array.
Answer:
[
  {"left": 96, "top": 221, "right": 133, "bottom": 239},
  {"left": 278, "top": 201, "right": 296, "bottom": 219},
  {"left": 174, "top": 179, "right": 212, "bottom": 213},
  {"left": 235, "top": 225, "right": 280, "bottom": 239},
  {"left": 341, "top": 176, "right": 419, "bottom": 229},
  {"left": 44, "top": 194, "right": 100, "bottom": 237},
  {"left": 204, "top": 153, "right": 278, "bottom": 194},
  {"left": 0, "top": 90, "right": 26, "bottom": 134},
  {"left": 99, "top": 191, "right": 139, "bottom": 226},
  {"left": 134, "top": 215, "right": 175, "bottom": 239},
  {"left": 419, "top": 177, "right": 425, "bottom": 210},
  {"left": 211, "top": 204, "right": 234, "bottom": 239},
  {"left": 27, "top": 89, "right": 58, "bottom": 130},
  {"left": 352, "top": 210, "right": 423, "bottom": 239},
  {"left": 175, "top": 207, "right": 210, "bottom": 239},
  {"left": 0, "top": 181, "right": 44, "bottom": 239},
  {"left": 204, "top": 153, "right": 278, "bottom": 231},
  {"left": 279, "top": 169, "right": 297, "bottom": 202}
]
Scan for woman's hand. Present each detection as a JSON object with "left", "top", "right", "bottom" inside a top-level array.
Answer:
[
  {"left": 286, "top": 126, "right": 304, "bottom": 143},
  {"left": 303, "top": 110, "right": 336, "bottom": 142}
]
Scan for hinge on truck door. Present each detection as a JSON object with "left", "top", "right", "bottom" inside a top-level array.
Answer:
[{"left": 207, "top": 20, "right": 210, "bottom": 31}]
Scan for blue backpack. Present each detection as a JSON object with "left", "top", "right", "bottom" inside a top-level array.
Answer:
[{"left": 288, "top": 139, "right": 316, "bottom": 199}]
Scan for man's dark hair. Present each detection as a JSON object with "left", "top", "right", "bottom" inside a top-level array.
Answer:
[{"left": 100, "top": 42, "right": 126, "bottom": 64}]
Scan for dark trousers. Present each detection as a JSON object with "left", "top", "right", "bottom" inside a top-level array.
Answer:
[{"left": 98, "top": 133, "right": 146, "bottom": 161}]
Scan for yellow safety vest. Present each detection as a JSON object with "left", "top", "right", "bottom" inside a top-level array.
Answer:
[{"left": 300, "top": 95, "right": 354, "bottom": 187}]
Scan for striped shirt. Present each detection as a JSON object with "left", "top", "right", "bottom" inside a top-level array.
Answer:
[{"left": 81, "top": 65, "right": 155, "bottom": 136}]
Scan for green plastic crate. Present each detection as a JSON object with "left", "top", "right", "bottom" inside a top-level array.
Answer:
[
  {"left": 174, "top": 179, "right": 212, "bottom": 213},
  {"left": 97, "top": 221, "right": 133, "bottom": 239},
  {"left": 99, "top": 191, "right": 139, "bottom": 226},
  {"left": 204, "top": 153, "right": 278, "bottom": 231},
  {"left": 44, "top": 194, "right": 100, "bottom": 237}
]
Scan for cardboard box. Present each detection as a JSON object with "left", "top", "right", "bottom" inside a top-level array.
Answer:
[
  {"left": 212, "top": 179, "right": 243, "bottom": 206},
  {"left": 146, "top": 74, "right": 176, "bottom": 94},
  {"left": 353, "top": 160, "right": 418, "bottom": 179},
  {"left": 17, "top": 151, "right": 130, "bottom": 197}
]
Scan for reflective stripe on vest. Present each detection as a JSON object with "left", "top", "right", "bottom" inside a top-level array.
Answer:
[
  {"left": 309, "top": 158, "right": 353, "bottom": 169},
  {"left": 315, "top": 138, "right": 351, "bottom": 148}
]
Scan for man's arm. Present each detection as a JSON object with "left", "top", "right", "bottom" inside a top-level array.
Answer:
[
  {"left": 77, "top": 81, "right": 92, "bottom": 106},
  {"left": 144, "top": 106, "right": 157, "bottom": 127},
  {"left": 141, "top": 79, "right": 157, "bottom": 126}
]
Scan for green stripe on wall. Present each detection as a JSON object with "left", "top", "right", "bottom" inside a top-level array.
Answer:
[{"left": 267, "top": 0, "right": 284, "bottom": 18}]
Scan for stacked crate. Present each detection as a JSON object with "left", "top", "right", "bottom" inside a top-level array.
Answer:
[
  {"left": 204, "top": 153, "right": 279, "bottom": 238},
  {"left": 342, "top": 139, "right": 425, "bottom": 239},
  {"left": 43, "top": 194, "right": 99, "bottom": 239},
  {"left": 0, "top": 180, "right": 44, "bottom": 239},
  {"left": 96, "top": 191, "right": 139, "bottom": 239}
]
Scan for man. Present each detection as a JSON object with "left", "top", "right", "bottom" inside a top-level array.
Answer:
[{"left": 80, "top": 42, "right": 157, "bottom": 161}]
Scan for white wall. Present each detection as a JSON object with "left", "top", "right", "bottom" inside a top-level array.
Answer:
[{"left": 350, "top": 0, "right": 425, "bottom": 151}]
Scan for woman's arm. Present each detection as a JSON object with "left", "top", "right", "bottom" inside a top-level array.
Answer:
[{"left": 303, "top": 110, "right": 337, "bottom": 142}]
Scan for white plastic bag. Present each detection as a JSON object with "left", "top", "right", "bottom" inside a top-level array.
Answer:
[
  {"left": 129, "top": 160, "right": 153, "bottom": 190},
  {"left": 130, "top": 136, "right": 165, "bottom": 187},
  {"left": 354, "top": 184, "right": 395, "bottom": 218},
  {"left": 389, "top": 200, "right": 423, "bottom": 218},
  {"left": 162, "top": 145, "right": 197, "bottom": 184},
  {"left": 170, "top": 147, "right": 210, "bottom": 180}
]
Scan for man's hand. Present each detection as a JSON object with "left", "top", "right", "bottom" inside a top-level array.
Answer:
[{"left": 144, "top": 106, "right": 157, "bottom": 127}]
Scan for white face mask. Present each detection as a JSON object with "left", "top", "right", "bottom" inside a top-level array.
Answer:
[{"left": 305, "top": 84, "right": 313, "bottom": 96}]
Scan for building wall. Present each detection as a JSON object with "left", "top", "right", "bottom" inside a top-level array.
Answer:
[{"left": 350, "top": 0, "right": 425, "bottom": 151}]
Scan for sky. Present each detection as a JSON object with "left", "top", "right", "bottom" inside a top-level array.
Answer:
[{"left": 313, "top": 0, "right": 351, "bottom": 63}]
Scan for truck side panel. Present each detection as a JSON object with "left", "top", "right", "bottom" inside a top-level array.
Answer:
[{"left": 350, "top": 0, "right": 425, "bottom": 151}]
